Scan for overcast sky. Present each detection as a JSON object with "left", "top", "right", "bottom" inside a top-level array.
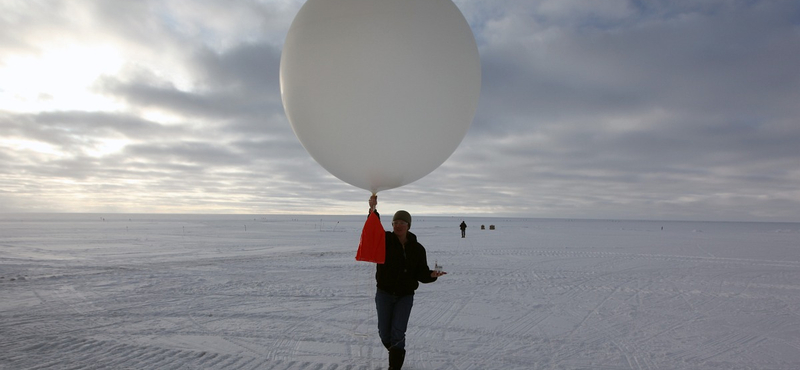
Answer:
[{"left": 2, "top": 0, "right": 799, "bottom": 221}]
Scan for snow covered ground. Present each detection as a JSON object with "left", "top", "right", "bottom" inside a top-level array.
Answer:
[{"left": 2, "top": 214, "right": 799, "bottom": 370}]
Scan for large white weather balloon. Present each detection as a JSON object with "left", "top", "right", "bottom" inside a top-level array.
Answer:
[{"left": 280, "top": 0, "right": 480, "bottom": 193}]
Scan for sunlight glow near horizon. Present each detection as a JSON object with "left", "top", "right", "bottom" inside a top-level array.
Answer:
[
  {"left": 0, "top": 138, "right": 65, "bottom": 158},
  {"left": 1, "top": 136, "right": 131, "bottom": 160},
  {"left": 140, "top": 109, "right": 187, "bottom": 126},
  {"left": 84, "top": 138, "right": 131, "bottom": 158},
  {"left": 0, "top": 44, "right": 124, "bottom": 113}
]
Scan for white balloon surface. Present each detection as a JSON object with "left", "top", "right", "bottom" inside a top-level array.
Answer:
[{"left": 280, "top": 0, "right": 480, "bottom": 193}]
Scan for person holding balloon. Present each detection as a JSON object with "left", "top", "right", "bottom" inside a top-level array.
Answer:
[
  {"left": 282, "top": 0, "right": 476, "bottom": 365},
  {"left": 368, "top": 195, "right": 446, "bottom": 369}
]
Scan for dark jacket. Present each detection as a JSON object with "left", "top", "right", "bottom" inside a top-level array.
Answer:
[{"left": 372, "top": 212, "right": 437, "bottom": 296}]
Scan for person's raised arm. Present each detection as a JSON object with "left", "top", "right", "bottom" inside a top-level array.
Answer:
[{"left": 368, "top": 194, "right": 380, "bottom": 219}]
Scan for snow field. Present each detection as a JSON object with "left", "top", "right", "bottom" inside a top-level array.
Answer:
[{"left": 1, "top": 214, "right": 799, "bottom": 369}]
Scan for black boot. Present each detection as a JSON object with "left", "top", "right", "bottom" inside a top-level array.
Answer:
[{"left": 388, "top": 348, "right": 405, "bottom": 370}]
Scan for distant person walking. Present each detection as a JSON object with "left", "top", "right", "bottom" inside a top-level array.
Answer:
[
  {"left": 460, "top": 220, "right": 467, "bottom": 238},
  {"left": 367, "top": 195, "right": 446, "bottom": 370}
]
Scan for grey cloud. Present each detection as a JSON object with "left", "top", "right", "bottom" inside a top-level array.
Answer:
[
  {"left": 123, "top": 141, "right": 245, "bottom": 168},
  {"left": 192, "top": 42, "right": 283, "bottom": 95},
  {"left": 94, "top": 41, "right": 285, "bottom": 135},
  {"left": 95, "top": 77, "right": 240, "bottom": 119},
  {"left": 2, "top": 111, "right": 169, "bottom": 156}
]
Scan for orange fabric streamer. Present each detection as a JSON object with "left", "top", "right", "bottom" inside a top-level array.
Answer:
[{"left": 356, "top": 212, "right": 385, "bottom": 263}]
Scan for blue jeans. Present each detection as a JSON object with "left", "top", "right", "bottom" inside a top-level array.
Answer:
[{"left": 375, "top": 289, "right": 414, "bottom": 351}]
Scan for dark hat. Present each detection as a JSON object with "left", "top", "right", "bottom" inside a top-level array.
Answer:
[{"left": 393, "top": 210, "right": 412, "bottom": 228}]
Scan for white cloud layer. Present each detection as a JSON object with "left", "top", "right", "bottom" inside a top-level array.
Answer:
[{"left": 1, "top": 0, "right": 799, "bottom": 221}]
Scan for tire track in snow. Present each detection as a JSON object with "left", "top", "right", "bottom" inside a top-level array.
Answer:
[{"left": 4, "top": 334, "right": 342, "bottom": 370}]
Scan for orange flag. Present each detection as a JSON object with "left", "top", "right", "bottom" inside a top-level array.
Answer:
[{"left": 356, "top": 212, "right": 385, "bottom": 263}]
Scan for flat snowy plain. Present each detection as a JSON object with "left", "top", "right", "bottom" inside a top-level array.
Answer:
[{"left": 2, "top": 214, "right": 799, "bottom": 370}]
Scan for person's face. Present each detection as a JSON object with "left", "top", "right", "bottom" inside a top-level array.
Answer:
[{"left": 392, "top": 220, "right": 409, "bottom": 237}]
